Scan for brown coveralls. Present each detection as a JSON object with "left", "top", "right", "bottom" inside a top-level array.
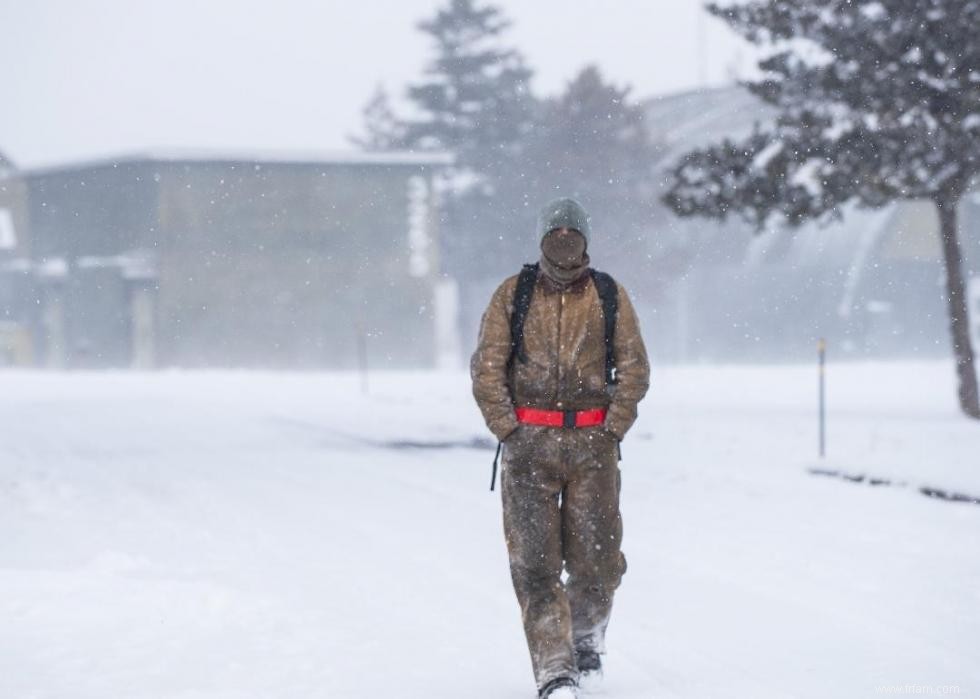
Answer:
[{"left": 470, "top": 267, "right": 651, "bottom": 690}]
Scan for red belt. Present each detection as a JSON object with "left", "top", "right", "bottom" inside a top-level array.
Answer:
[{"left": 515, "top": 406, "right": 607, "bottom": 428}]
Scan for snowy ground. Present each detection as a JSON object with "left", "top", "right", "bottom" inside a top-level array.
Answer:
[{"left": 1, "top": 361, "right": 978, "bottom": 699}]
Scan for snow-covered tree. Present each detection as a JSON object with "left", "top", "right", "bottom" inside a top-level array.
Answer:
[{"left": 664, "top": 0, "right": 980, "bottom": 418}]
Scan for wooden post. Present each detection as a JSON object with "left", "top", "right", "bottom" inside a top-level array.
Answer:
[
  {"left": 355, "top": 320, "right": 368, "bottom": 395},
  {"left": 818, "top": 337, "right": 826, "bottom": 459}
]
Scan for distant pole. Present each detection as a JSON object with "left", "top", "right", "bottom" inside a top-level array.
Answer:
[
  {"left": 356, "top": 321, "right": 369, "bottom": 395},
  {"left": 818, "top": 338, "right": 826, "bottom": 458}
]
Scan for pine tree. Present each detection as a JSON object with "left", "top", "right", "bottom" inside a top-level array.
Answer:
[
  {"left": 518, "top": 65, "right": 663, "bottom": 270},
  {"left": 663, "top": 0, "right": 980, "bottom": 418},
  {"left": 352, "top": 2, "right": 665, "bottom": 285},
  {"left": 400, "top": 0, "right": 534, "bottom": 170},
  {"left": 348, "top": 84, "right": 404, "bottom": 152},
  {"left": 394, "top": 0, "right": 537, "bottom": 279}
]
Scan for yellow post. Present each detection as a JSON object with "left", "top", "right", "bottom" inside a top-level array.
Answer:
[{"left": 818, "top": 338, "right": 826, "bottom": 458}]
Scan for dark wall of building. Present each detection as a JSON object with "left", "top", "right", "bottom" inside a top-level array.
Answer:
[
  {"left": 152, "top": 160, "right": 437, "bottom": 368},
  {"left": 25, "top": 162, "right": 160, "bottom": 259}
]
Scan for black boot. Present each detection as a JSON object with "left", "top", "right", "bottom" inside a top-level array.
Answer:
[
  {"left": 575, "top": 648, "right": 601, "bottom": 674},
  {"left": 538, "top": 675, "right": 578, "bottom": 698},
  {"left": 575, "top": 648, "right": 602, "bottom": 688}
]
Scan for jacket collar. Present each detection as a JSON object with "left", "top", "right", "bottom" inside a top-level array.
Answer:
[{"left": 537, "top": 267, "right": 592, "bottom": 295}]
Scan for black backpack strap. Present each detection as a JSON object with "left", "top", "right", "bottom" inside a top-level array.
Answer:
[
  {"left": 507, "top": 262, "right": 539, "bottom": 370},
  {"left": 490, "top": 441, "right": 502, "bottom": 491},
  {"left": 590, "top": 269, "right": 619, "bottom": 385},
  {"left": 491, "top": 263, "right": 538, "bottom": 495}
]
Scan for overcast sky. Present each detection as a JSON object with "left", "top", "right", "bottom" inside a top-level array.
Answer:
[{"left": 1, "top": 0, "right": 754, "bottom": 169}]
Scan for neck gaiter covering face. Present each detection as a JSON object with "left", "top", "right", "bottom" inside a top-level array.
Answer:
[{"left": 539, "top": 229, "right": 590, "bottom": 286}]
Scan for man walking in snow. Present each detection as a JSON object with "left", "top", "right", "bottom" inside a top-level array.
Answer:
[{"left": 470, "top": 197, "right": 651, "bottom": 698}]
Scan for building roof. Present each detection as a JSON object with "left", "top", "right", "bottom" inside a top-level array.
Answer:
[
  {"left": 642, "top": 85, "right": 776, "bottom": 168},
  {"left": 13, "top": 148, "right": 455, "bottom": 178}
]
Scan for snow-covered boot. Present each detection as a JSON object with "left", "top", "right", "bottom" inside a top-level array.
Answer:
[
  {"left": 538, "top": 675, "right": 579, "bottom": 698},
  {"left": 575, "top": 649, "right": 603, "bottom": 691}
]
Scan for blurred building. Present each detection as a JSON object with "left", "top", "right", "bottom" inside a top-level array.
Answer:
[
  {"left": 3, "top": 89, "right": 979, "bottom": 370},
  {"left": 0, "top": 150, "right": 454, "bottom": 369},
  {"left": 637, "top": 87, "right": 980, "bottom": 363}
]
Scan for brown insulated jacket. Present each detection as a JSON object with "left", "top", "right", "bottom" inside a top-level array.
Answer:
[{"left": 471, "top": 268, "right": 651, "bottom": 443}]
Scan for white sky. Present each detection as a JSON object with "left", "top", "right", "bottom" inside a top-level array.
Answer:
[{"left": 0, "top": 0, "right": 754, "bottom": 169}]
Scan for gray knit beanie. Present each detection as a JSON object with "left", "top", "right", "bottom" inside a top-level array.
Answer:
[{"left": 537, "top": 197, "right": 591, "bottom": 243}]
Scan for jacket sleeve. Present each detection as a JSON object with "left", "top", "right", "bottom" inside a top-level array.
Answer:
[
  {"left": 603, "top": 282, "right": 651, "bottom": 441},
  {"left": 470, "top": 280, "right": 521, "bottom": 442}
]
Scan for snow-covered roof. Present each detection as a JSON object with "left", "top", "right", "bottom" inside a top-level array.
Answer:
[
  {"left": 642, "top": 85, "right": 775, "bottom": 167},
  {"left": 18, "top": 148, "right": 455, "bottom": 177}
]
